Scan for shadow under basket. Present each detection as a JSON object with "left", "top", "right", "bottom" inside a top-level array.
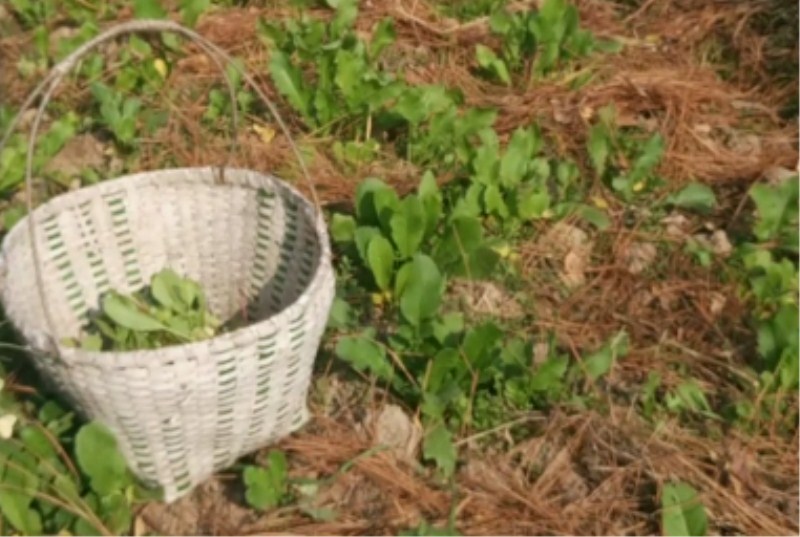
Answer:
[{"left": 0, "top": 167, "right": 335, "bottom": 502}]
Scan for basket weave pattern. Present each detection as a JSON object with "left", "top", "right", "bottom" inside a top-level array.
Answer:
[{"left": 0, "top": 168, "right": 335, "bottom": 501}]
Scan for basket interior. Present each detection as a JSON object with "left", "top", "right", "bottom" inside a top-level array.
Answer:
[{"left": 1, "top": 168, "right": 324, "bottom": 342}]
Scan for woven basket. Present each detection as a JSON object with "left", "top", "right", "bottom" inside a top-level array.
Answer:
[{"left": 0, "top": 21, "right": 335, "bottom": 502}]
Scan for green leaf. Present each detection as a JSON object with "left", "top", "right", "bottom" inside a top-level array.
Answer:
[
  {"left": 574, "top": 204, "right": 611, "bottom": 230},
  {"left": 243, "top": 451, "right": 288, "bottom": 510},
  {"left": 432, "top": 312, "right": 464, "bottom": 346},
  {"left": 335, "top": 334, "right": 394, "bottom": 381},
  {"left": 418, "top": 171, "right": 443, "bottom": 236},
  {"left": 370, "top": 18, "right": 396, "bottom": 59},
  {"left": 150, "top": 268, "right": 183, "bottom": 310},
  {"left": 661, "top": 482, "right": 707, "bottom": 536},
  {"left": 73, "top": 515, "right": 104, "bottom": 536},
  {"left": 179, "top": 0, "right": 210, "bottom": 27},
  {"left": 327, "top": 297, "right": 353, "bottom": 329},
  {"left": 390, "top": 197, "right": 427, "bottom": 259},
  {"left": 530, "top": 355, "right": 569, "bottom": 392},
  {"left": 472, "top": 142, "right": 500, "bottom": 186},
  {"left": 516, "top": 187, "right": 551, "bottom": 219},
  {"left": 475, "top": 44, "right": 498, "bottom": 67},
  {"left": 422, "top": 425, "right": 456, "bottom": 478},
  {"left": 334, "top": 48, "right": 366, "bottom": 102},
  {"left": 133, "top": 0, "right": 167, "bottom": 19},
  {"left": 269, "top": 51, "right": 312, "bottom": 120},
  {"left": 488, "top": 9, "right": 514, "bottom": 34},
  {"left": 463, "top": 322, "right": 503, "bottom": 371},
  {"left": 475, "top": 45, "right": 511, "bottom": 86},
  {"left": 583, "top": 330, "right": 629, "bottom": 381},
  {"left": 750, "top": 176, "right": 799, "bottom": 249},
  {"left": 500, "top": 128, "right": 535, "bottom": 188},
  {"left": 483, "top": 184, "right": 509, "bottom": 219},
  {"left": 587, "top": 123, "right": 610, "bottom": 177},
  {"left": 631, "top": 133, "right": 664, "bottom": 180},
  {"left": 426, "top": 348, "right": 462, "bottom": 394},
  {"left": 399, "top": 254, "right": 444, "bottom": 326},
  {"left": 19, "top": 425, "right": 56, "bottom": 460},
  {"left": 330, "top": 0, "right": 358, "bottom": 34},
  {"left": 331, "top": 213, "right": 357, "bottom": 243},
  {"left": 668, "top": 183, "right": 717, "bottom": 214},
  {"left": 354, "top": 226, "right": 381, "bottom": 262},
  {"left": 75, "top": 422, "right": 130, "bottom": 495},
  {"left": 100, "top": 492, "right": 133, "bottom": 535},
  {"left": 435, "top": 216, "right": 497, "bottom": 277},
  {"left": 373, "top": 187, "right": 400, "bottom": 232},
  {"left": 367, "top": 235, "right": 394, "bottom": 291},
  {"left": 355, "top": 178, "right": 393, "bottom": 227},
  {"left": 665, "top": 381, "right": 714, "bottom": 416},
  {"left": 102, "top": 293, "right": 165, "bottom": 332},
  {"left": 0, "top": 493, "right": 42, "bottom": 535}
]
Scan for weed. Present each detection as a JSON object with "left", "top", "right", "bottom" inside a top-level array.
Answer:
[{"left": 476, "top": 0, "right": 622, "bottom": 87}]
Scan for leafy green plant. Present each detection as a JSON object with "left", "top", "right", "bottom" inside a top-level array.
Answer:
[
  {"left": 391, "top": 85, "right": 497, "bottom": 168},
  {"left": 736, "top": 176, "right": 799, "bottom": 393},
  {"left": 64, "top": 269, "right": 221, "bottom": 352},
  {"left": 0, "top": 110, "right": 79, "bottom": 197},
  {"left": 243, "top": 450, "right": 289, "bottom": 511},
  {"left": 328, "top": 170, "right": 594, "bottom": 473},
  {"left": 7, "top": 0, "right": 57, "bottom": 28},
  {"left": 748, "top": 175, "right": 798, "bottom": 255},
  {"left": 259, "top": 1, "right": 401, "bottom": 142},
  {"left": 587, "top": 105, "right": 665, "bottom": 200},
  {"left": 477, "top": 0, "right": 621, "bottom": 86},
  {"left": 0, "top": 370, "right": 151, "bottom": 536},
  {"left": 91, "top": 82, "right": 142, "bottom": 148},
  {"left": 582, "top": 330, "right": 629, "bottom": 381},
  {"left": 661, "top": 481, "right": 708, "bottom": 536},
  {"left": 457, "top": 125, "right": 585, "bottom": 228},
  {"left": 666, "top": 182, "right": 718, "bottom": 214},
  {"left": 203, "top": 59, "right": 255, "bottom": 125}
]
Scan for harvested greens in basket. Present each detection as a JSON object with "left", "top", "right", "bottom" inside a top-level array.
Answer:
[{"left": 63, "top": 269, "right": 221, "bottom": 351}]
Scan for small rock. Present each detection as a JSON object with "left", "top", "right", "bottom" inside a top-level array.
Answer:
[
  {"left": 710, "top": 229, "right": 732, "bottom": 257},
  {"left": 451, "top": 280, "right": 524, "bottom": 319},
  {"left": 539, "top": 222, "right": 594, "bottom": 289},
  {"left": 373, "top": 404, "right": 421, "bottom": 460},
  {"left": 562, "top": 250, "right": 588, "bottom": 287},
  {"left": 709, "top": 292, "right": 726, "bottom": 317},
  {"left": 532, "top": 341, "right": 550, "bottom": 367},
  {"left": 661, "top": 212, "right": 690, "bottom": 239},
  {"left": 727, "top": 131, "right": 761, "bottom": 156},
  {"left": 621, "top": 242, "right": 657, "bottom": 275}
]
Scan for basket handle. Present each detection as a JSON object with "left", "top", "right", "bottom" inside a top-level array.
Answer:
[
  {"left": 1, "top": 19, "right": 321, "bottom": 212},
  {"left": 0, "top": 19, "right": 321, "bottom": 350}
]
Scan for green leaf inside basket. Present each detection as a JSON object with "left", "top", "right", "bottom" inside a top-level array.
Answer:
[{"left": 66, "top": 269, "right": 222, "bottom": 352}]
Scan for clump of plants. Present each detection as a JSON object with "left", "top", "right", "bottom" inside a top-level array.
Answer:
[{"left": 63, "top": 268, "right": 221, "bottom": 351}]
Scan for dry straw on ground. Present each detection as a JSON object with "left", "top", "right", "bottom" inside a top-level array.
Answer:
[{"left": 1, "top": 0, "right": 797, "bottom": 534}]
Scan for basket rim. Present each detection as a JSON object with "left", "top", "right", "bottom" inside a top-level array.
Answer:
[{"left": 1, "top": 166, "right": 335, "bottom": 366}]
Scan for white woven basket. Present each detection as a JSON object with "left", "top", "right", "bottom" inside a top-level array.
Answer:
[{"left": 0, "top": 21, "right": 335, "bottom": 502}]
